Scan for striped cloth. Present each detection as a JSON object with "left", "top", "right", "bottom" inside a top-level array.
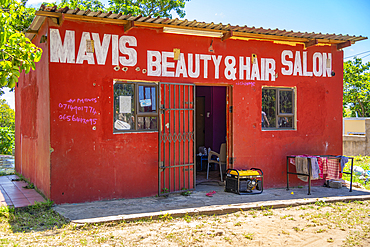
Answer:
[
  {"left": 322, "top": 158, "right": 341, "bottom": 180},
  {"left": 290, "top": 156, "right": 341, "bottom": 180}
]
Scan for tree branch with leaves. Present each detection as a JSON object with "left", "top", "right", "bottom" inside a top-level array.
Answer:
[
  {"left": 343, "top": 57, "right": 370, "bottom": 117},
  {"left": 0, "top": 0, "right": 42, "bottom": 89},
  {"left": 1, "top": 0, "right": 190, "bottom": 90},
  {"left": 107, "top": 0, "right": 188, "bottom": 18}
]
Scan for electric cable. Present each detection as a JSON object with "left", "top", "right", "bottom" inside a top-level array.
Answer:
[
  {"left": 360, "top": 53, "right": 370, "bottom": 60},
  {"left": 344, "top": 50, "right": 370, "bottom": 59}
]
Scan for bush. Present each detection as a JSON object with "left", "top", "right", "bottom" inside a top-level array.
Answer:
[
  {"left": 0, "top": 127, "right": 15, "bottom": 155},
  {"left": 0, "top": 99, "right": 15, "bottom": 130}
]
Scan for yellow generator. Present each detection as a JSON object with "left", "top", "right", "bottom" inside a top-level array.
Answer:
[{"left": 225, "top": 168, "right": 263, "bottom": 195}]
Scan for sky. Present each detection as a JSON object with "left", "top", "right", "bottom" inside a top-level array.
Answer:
[{"left": 2, "top": 0, "right": 369, "bottom": 109}]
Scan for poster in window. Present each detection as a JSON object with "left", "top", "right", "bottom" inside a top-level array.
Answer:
[
  {"left": 119, "top": 96, "right": 131, "bottom": 113},
  {"left": 140, "top": 99, "right": 152, "bottom": 107}
]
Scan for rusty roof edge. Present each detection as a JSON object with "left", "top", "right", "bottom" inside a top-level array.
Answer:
[
  {"left": 32, "top": 7, "right": 368, "bottom": 44},
  {"left": 25, "top": 15, "right": 46, "bottom": 41}
]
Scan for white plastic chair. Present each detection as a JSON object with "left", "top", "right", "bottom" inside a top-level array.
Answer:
[{"left": 207, "top": 143, "right": 226, "bottom": 181}]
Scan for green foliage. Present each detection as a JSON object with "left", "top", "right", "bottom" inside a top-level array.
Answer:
[
  {"left": 0, "top": 100, "right": 14, "bottom": 155},
  {"left": 0, "top": 0, "right": 42, "bottom": 89},
  {"left": 342, "top": 155, "right": 370, "bottom": 190},
  {"left": 51, "top": 0, "right": 189, "bottom": 18},
  {"left": 0, "top": 126, "right": 14, "bottom": 154},
  {"left": 181, "top": 187, "right": 191, "bottom": 196},
  {"left": 56, "top": 0, "right": 106, "bottom": 12},
  {"left": 2, "top": 0, "right": 189, "bottom": 90},
  {"left": 107, "top": 0, "right": 189, "bottom": 18},
  {"left": 343, "top": 57, "right": 370, "bottom": 117},
  {"left": 0, "top": 99, "right": 15, "bottom": 130},
  {"left": 343, "top": 106, "right": 352, "bottom": 118},
  {"left": 1, "top": 0, "right": 189, "bottom": 92},
  {"left": 0, "top": 200, "right": 68, "bottom": 232},
  {"left": 3, "top": 0, "right": 35, "bottom": 33}
]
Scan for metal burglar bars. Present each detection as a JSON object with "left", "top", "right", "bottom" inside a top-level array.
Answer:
[{"left": 158, "top": 82, "right": 195, "bottom": 195}]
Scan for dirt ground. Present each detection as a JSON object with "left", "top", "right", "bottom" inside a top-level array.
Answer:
[{"left": 1, "top": 200, "right": 369, "bottom": 246}]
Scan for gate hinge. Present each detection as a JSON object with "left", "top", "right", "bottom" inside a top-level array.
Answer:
[
  {"left": 229, "top": 106, "right": 233, "bottom": 113},
  {"left": 229, "top": 157, "right": 235, "bottom": 164}
]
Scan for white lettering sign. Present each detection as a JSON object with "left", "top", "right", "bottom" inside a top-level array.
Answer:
[
  {"left": 49, "top": 29, "right": 333, "bottom": 82},
  {"left": 281, "top": 50, "right": 332, "bottom": 77},
  {"left": 50, "top": 29, "right": 75, "bottom": 63},
  {"left": 50, "top": 29, "right": 137, "bottom": 66}
]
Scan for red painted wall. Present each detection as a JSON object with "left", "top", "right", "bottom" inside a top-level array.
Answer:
[
  {"left": 47, "top": 19, "right": 159, "bottom": 203},
  {"left": 15, "top": 20, "right": 51, "bottom": 198},
  {"left": 18, "top": 17, "right": 343, "bottom": 204},
  {"left": 232, "top": 44, "right": 343, "bottom": 188}
]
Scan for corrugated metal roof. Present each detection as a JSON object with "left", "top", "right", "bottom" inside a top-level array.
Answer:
[{"left": 26, "top": 4, "right": 367, "bottom": 47}]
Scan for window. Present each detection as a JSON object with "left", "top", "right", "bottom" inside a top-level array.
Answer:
[
  {"left": 262, "top": 87, "right": 295, "bottom": 130},
  {"left": 114, "top": 82, "right": 158, "bottom": 132}
]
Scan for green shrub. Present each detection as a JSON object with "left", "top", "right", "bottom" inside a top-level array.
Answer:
[{"left": 0, "top": 127, "right": 15, "bottom": 155}]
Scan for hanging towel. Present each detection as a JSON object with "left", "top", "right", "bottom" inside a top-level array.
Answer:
[
  {"left": 311, "top": 158, "right": 320, "bottom": 180},
  {"left": 339, "top": 156, "right": 349, "bottom": 172},
  {"left": 318, "top": 157, "right": 327, "bottom": 179},
  {"left": 295, "top": 157, "right": 309, "bottom": 182},
  {"left": 325, "top": 158, "right": 341, "bottom": 180}
]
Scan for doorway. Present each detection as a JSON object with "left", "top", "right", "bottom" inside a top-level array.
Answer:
[
  {"left": 195, "top": 86, "right": 230, "bottom": 183},
  {"left": 157, "top": 83, "right": 232, "bottom": 195}
]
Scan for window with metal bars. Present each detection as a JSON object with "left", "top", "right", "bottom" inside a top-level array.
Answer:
[
  {"left": 113, "top": 82, "right": 158, "bottom": 132},
  {"left": 262, "top": 87, "right": 295, "bottom": 130}
]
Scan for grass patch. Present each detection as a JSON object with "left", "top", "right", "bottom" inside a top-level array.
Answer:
[
  {"left": 243, "top": 233, "right": 254, "bottom": 240},
  {"left": 183, "top": 213, "right": 192, "bottom": 223},
  {"left": 343, "top": 155, "right": 370, "bottom": 190},
  {"left": 0, "top": 171, "right": 15, "bottom": 176},
  {"left": 0, "top": 200, "right": 69, "bottom": 233}
]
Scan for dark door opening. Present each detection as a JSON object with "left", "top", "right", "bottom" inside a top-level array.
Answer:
[
  {"left": 196, "top": 96, "right": 205, "bottom": 148},
  {"left": 195, "top": 86, "right": 228, "bottom": 183}
]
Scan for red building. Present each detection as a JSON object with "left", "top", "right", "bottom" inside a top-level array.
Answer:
[{"left": 17, "top": 5, "right": 366, "bottom": 204}]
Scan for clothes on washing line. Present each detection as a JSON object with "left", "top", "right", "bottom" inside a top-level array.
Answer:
[
  {"left": 295, "top": 157, "right": 309, "bottom": 182},
  {"left": 309, "top": 156, "right": 342, "bottom": 180},
  {"left": 290, "top": 155, "right": 349, "bottom": 181},
  {"left": 324, "top": 158, "right": 342, "bottom": 180},
  {"left": 317, "top": 157, "right": 325, "bottom": 179},
  {"left": 289, "top": 156, "right": 322, "bottom": 175},
  {"left": 293, "top": 156, "right": 321, "bottom": 182},
  {"left": 311, "top": 158, "right": 320, "bottom": 180},
  {"left": 289, "top": 155, "right": 318, "bottom": 166},
  {"left": 334, "top": 155, "right": 349, "bottom": 172},
  {"left": 318, "top": 157, "right": 343, "bottom": 180}
]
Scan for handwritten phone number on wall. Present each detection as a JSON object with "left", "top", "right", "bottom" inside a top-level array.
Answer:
[
  {"left": 58, "top": 103, "right": 97, "bottom": 115},
  {"left": 235, "top": 81, "right": 255, "bottom": 86},
  {"left": 66, "top": 98, "right": 97, "bottom": 104},
  {"left": 59, "top": 114, "right": 97, "bottom": 125}
]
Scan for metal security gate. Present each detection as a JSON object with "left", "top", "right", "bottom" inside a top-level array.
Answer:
[{"left": 158, "top": 82, "right": 195, "bottom": 195}]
